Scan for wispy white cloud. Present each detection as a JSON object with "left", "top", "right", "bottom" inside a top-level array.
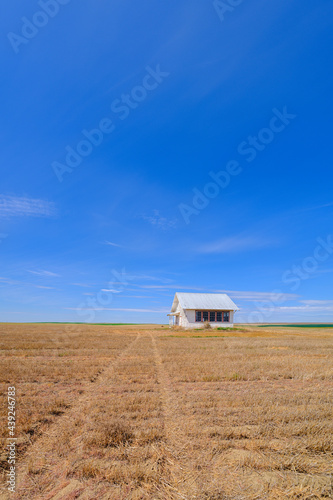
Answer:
[
  {"left": 126, "top": 286, "right": 298, "bottom": 303},
  {"left": 66, "top": 307, "right": 169, "bottom": 313},
  {"left": 133, "top": 284, "right": 204, "bottom": 291},
  {"left": 104, "top": 241, "right": 123, "bottom": 247},
  {"left": 198, "top": 235, "right": 274, "bottom": 254},
  {"left": 71, "top": 283, "right": 93, "bottom": 287},
  {"left": 218, "top": 290, "right": 299, "bottom": 302},
  {"left": 0, "top": 195, "right": 57, "bottom": 218},
  {"left": 297, "top": 201, "right": 333, "bottom": 213},
  {"left": 130, "top": 285, "right": 296, "bottom": 302},
  {"left": 300, "top": 300, "right": 333, "bottom": 306},
  {"left": 27, "top": 270, "right": 60, "bottom": 277},
  {"left": 120, "top": 295, "right": 160, "bottom": 299},
  {"left": 140, "top": 210, "right": 177, "bottom": 230},
  {"left": 101, "top": 289, "right": 122, "bottom": 293},
  {"left": 121, "top": 286, "right": 299, "bottom": 303},
  {"left": 135, "top": 284, "right": 174, "bottom": 290},
  {"left": 0, "top": 276, "right": 57, "bottom": 289},
  {"left": 259, "top": 304, "right": 333, "bottom": 312},
  {"left": 280, "top": 306, "right": 333, "bottom": 312},
  {"left": 0, "top": 277, "right": 17, "bottom": 285},
  {"left": 126, "top": 274, "right": 174, "bottom": 283},
  {"left": 311, "top": 269, "right": 333, "bottom": 275}
]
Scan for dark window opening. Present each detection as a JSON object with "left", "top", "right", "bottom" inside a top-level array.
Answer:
[
  {"left": 223, "top": 311, "right": 230, "bottom": 322},
  {"left": 195, "top": 311, "right": 202, "bottom": 322}
]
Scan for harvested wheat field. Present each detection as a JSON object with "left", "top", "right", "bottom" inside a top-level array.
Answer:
[{"left": 0, "top": 323, "right": 333, "bottom": 499}]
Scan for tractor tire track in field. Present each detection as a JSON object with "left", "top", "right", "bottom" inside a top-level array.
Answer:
[
  {"left": 150, "top": 334, "right": 198, "bottom": 500},
  {"left": 11, "top": 332, "right": 142, "bottom": 500}
]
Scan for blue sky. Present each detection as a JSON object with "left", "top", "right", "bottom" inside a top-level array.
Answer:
[{"left": 1, "top": 0, "right": 332, "bottom": 323}]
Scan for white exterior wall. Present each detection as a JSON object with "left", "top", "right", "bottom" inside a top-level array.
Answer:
[
  {"left": 171, "top": 303, "right": 189, "bottom": 327},
  {"left": 178, "top": 303, "right": 189, "bottom": 327},
  {"left": 185, "top": 309, "right": 195, "bottom": 325},
  {"left": 183, "top": 309, "right": 235, "bottom": 329}
]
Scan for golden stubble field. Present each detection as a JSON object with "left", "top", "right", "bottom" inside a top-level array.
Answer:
[{"left": 0, "top": 323, "right": 332, "bottom": 499}]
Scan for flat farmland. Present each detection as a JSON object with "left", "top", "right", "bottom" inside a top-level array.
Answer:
[{"left": 0, "top": 324, "right": 333, "bottom": 499}]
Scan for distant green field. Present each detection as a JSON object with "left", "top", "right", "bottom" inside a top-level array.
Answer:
[{"left": 259, "top": 324, "right": 333, "bottom": 328}]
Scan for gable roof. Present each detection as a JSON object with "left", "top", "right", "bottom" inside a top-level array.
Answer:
[{"left": 171, "top": 292, "right": 239, "bottom": 312}]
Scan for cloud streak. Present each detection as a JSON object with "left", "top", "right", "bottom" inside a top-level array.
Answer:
[
  {"left": 301, "top": 300, "right": 333, "bottom": 306},
  {"left": 27, "top": 270, "right": 60, "bottom": 277},
  {"left": 66, "top": 307, "right": 169, "bottom": 313},
  {"left": 141, "top": 210, "right": 177, "bottom": 230},
  {"left": 198, "top": 235, "right": 274, "bottom": 254},
  {"left": 276, "top": 305, "right": 333, "bottom": 312},
  {"left": 104, "top": 241, "right": 123, "bottom": 247},
  {"left": 0, "top": 196, "right": 57, "bottom": 218},
  {"left": 297, "top": 201, "right": 333, "bottom": 213},
  {"left": 219, "top": 290, "right": 299, "bottom": 302}
]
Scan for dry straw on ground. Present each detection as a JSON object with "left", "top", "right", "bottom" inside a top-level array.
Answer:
[{"left": 0, "top": 323, "right": 332, "bottom": 499}]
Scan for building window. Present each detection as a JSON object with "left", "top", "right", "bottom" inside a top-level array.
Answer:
[
  {"left": 195, "top": 310, "right": 231, "bottom": 322},
  {"left": 195, "top": 311, "right": 202, "bottom": 322}
]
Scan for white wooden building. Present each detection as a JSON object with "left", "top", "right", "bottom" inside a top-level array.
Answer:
[{"left": 168, "top": 292, "right": 239, "bottom": 329}]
